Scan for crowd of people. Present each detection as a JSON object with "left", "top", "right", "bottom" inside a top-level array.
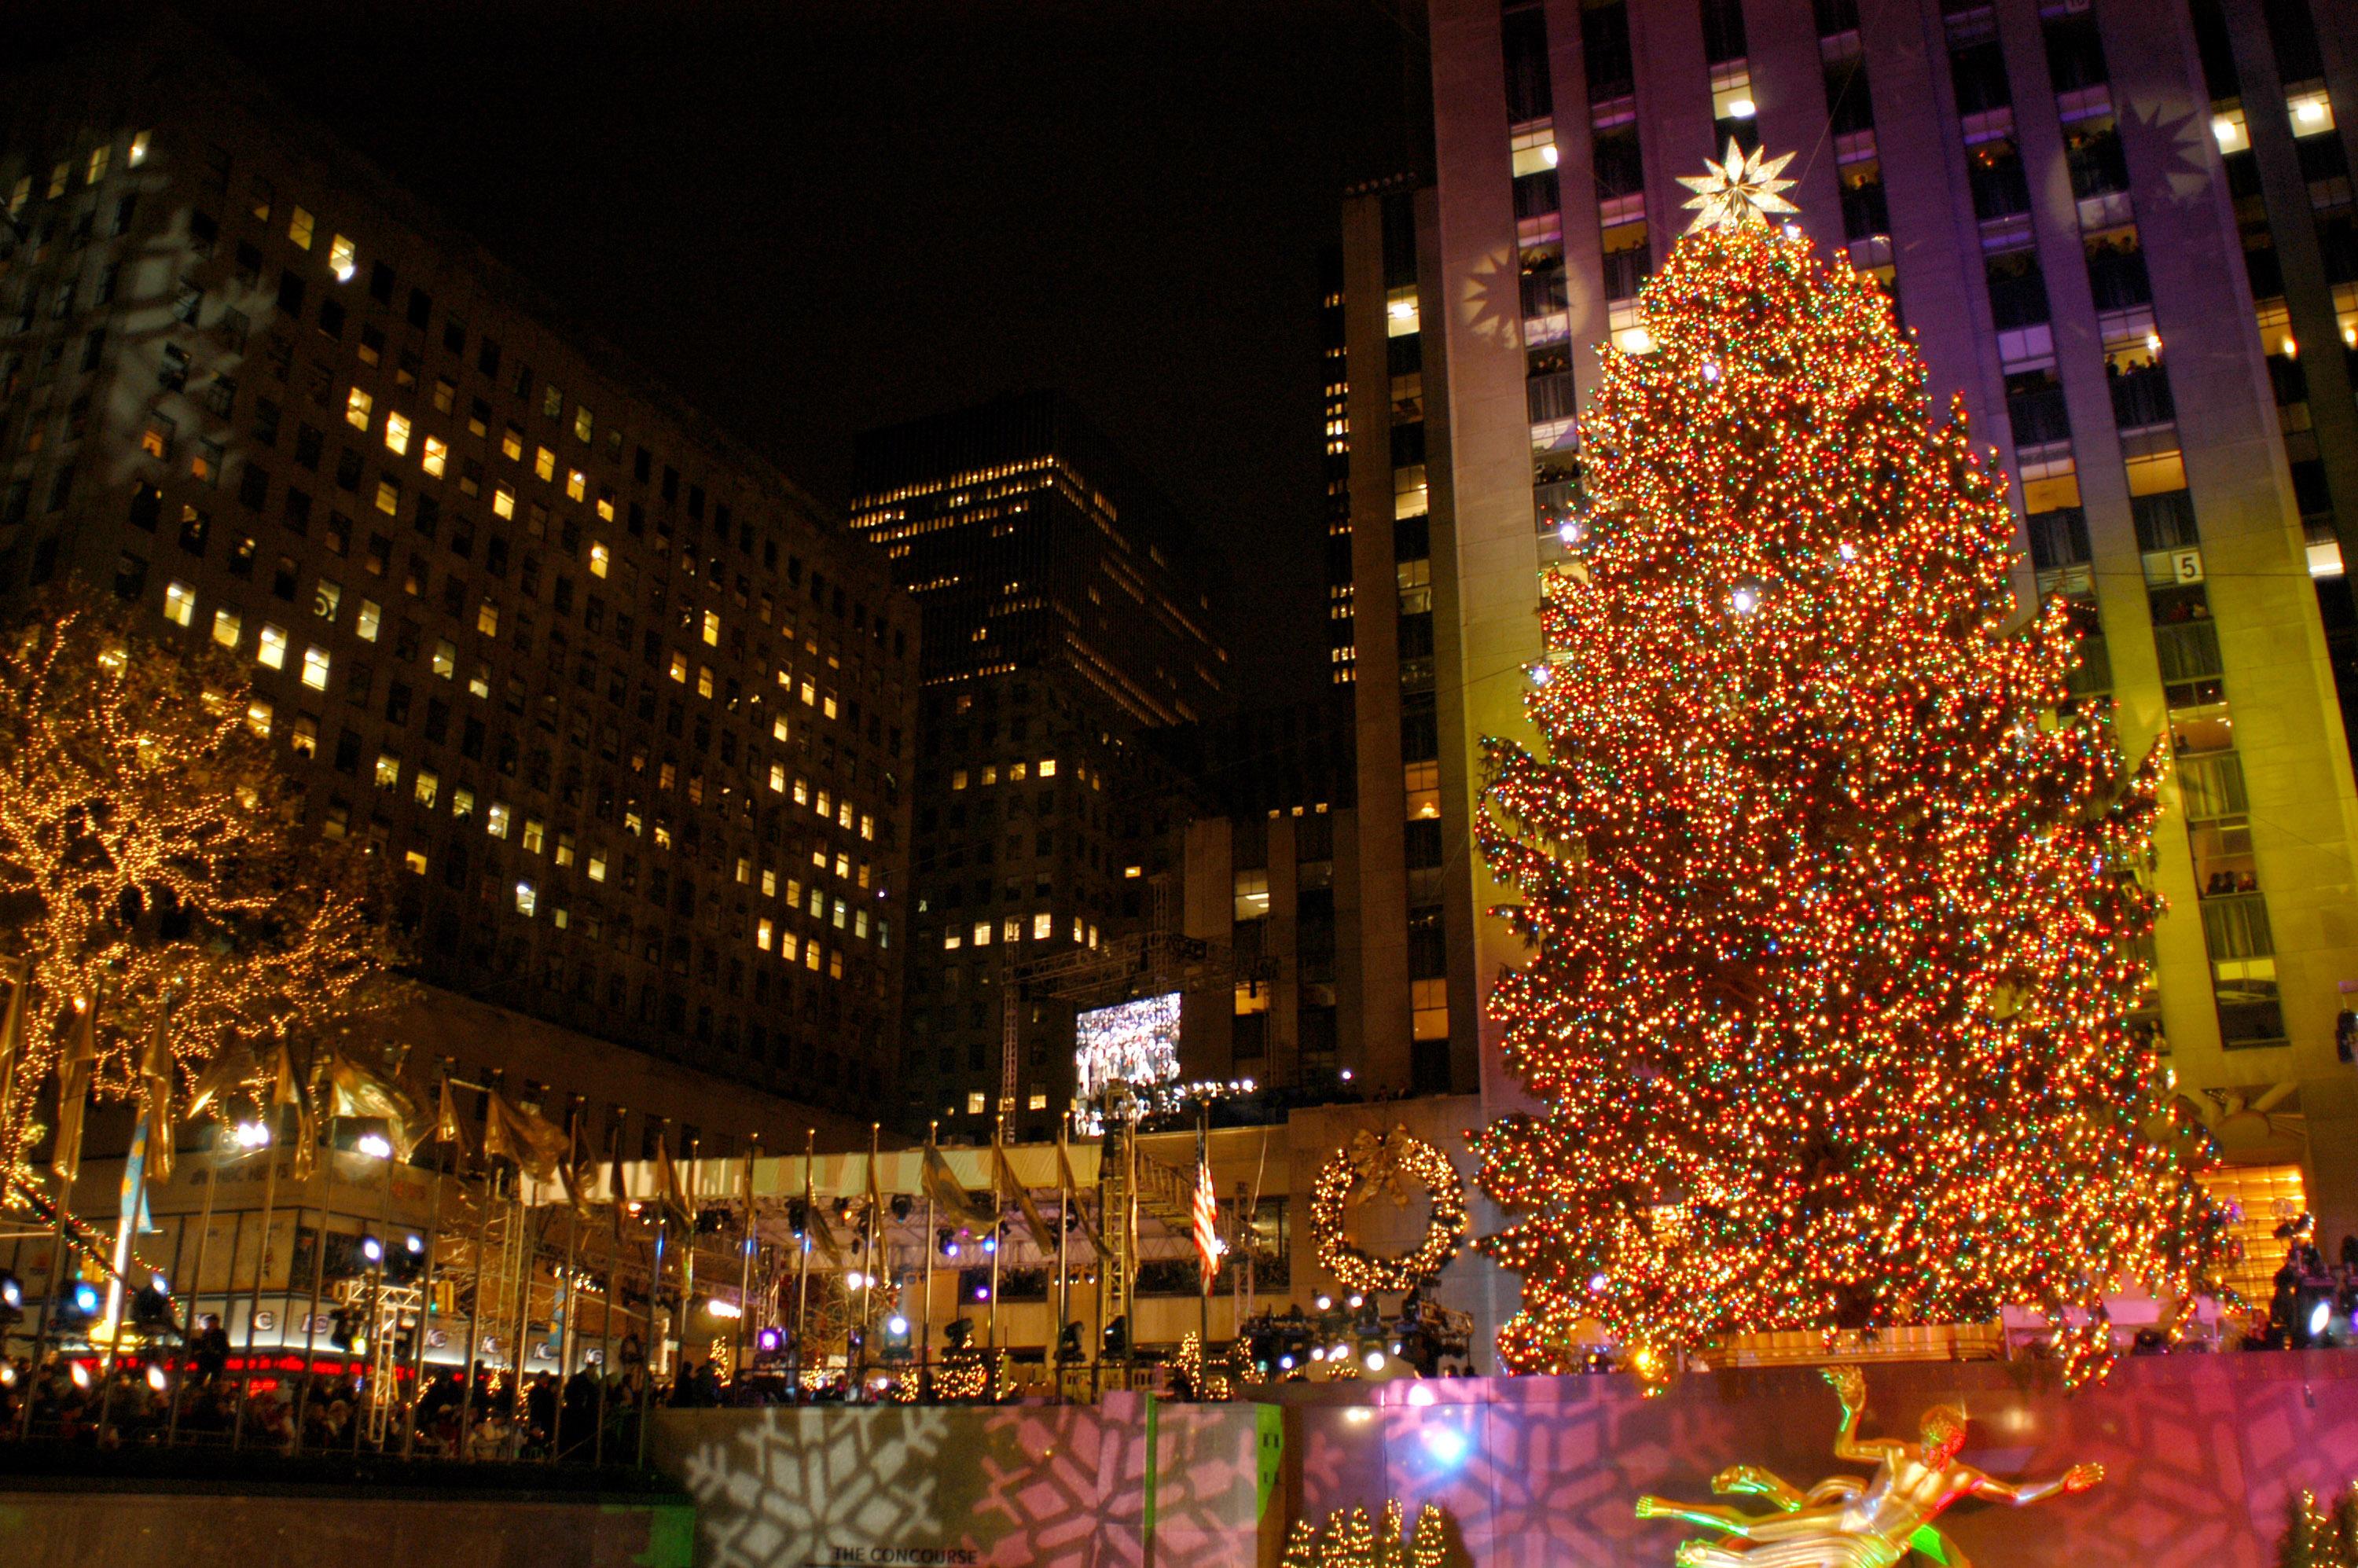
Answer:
[{"left": 0, "top": 1351, "right": 685, "bottom": 1460}]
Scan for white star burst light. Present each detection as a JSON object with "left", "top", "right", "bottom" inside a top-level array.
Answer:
[{"left": 1678, "top": 139, "right": 1801, "bottom": 233}]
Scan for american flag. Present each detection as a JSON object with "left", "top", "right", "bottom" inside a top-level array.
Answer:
[{"left": 1192, "top": 1142, "right": 1221, "bottom": 1294}]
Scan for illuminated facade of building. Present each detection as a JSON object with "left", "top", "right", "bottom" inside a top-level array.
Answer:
[
  {"left": 0, "top": 23, "right": 917, "bottom": 1149},
  {"left": 1389, "top": 0, "right": 2358, "bottom": 1236},
  {"left": 849, "top": 394, "right": 1223, "bottom": 1137}
]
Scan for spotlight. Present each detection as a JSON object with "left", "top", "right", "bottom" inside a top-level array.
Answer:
[
  {"left": 973, "top": 1284, "right": 990, "bottom": 1302},
  {"left": 2310, "top": 1298, "right": 2333, "bottom": 1338},
  {"left": 355, "top": 1133, "right": 394, "bottom": 1159},
  {"left": 406, "top": 1234, "right": 424, "bottom": 1254},
  {"left": 844, "top": 1271, "right": 866, "bottom": 1291},
  {"left": 1421, "top": 1425, "right": 1469, "bottom": 1467},
  {"left": 145, "top": 1364, "right": 168, "bottom": 1392},
  {"left": 1589, "top": 1272, "right": 1610, "bottom": 1294},
  {"left": 70, "top": 1362, "right": 91, "bottom": 1390},
  {"left": 756, "top": 1327, "right": 784, "bottom": 1353},
  {"left": 706, "top": 1298, "right": 743, "bottom": 1319},
  {"left": 1347, "top": 1294, "right": 1364, "bottom": 1310},
  {"left": 981, "top": 1235, "right": 997, "bottom": 1255},
  {"left": 360, "top": 1236, "right": 384, "bottom": 1265},
  {"left": 0, "top": 1269, "right": 21, "bottom": 1321},
  {"left": 1363, "top": 1350, "right": 1387, "bottom": 1372},
  {"left": 1311, "top": 1346, "right": 1327, "bottom": 1362},
  {"left": 887, "top": 1314, "right": 909, "bottom": 1336},
  {"left": 1315, "top": 1294, "right": 1333, "bottom": 1312},
  {"left": 233, "top": 1120, "right": 271, "bottom": 1149},
  {"left": 890, "top": 1195, "right": 913, "bottom": 1222},
  {"left": 1278, "top": 1354, "right": 1296, "bottom": 1371},
  {"left": 70, "top": 1281, "right": 101, "bottom": 1316}
]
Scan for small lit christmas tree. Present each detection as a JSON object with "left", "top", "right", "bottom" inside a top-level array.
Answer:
[
  {"left": 1472, "top": 152, "right": 2231, "bottom": 1387},
  {"left": 1279, "top": 1500, "right": 1447, "bottom": 1568}
]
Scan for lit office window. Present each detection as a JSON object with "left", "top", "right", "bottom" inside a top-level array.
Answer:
[
  {"left": 590, "top": 542, "right": 609, "bottom": 578},
  {"left": 514, "top": 881, "right": 537, "bottom": 916},
  {"left": 384, "top": 411, "right": 412, "bottom": 456},
  {"left": 128, "top": 131, "right": 150, "bottom": 167},
  {"left": 702, "top": 610, "right": 721, "bottom": 645},
  {"left": 245, "top": 701, "right": 272, "bottom": 738},
  {"left": 414, "top": 769, "right": 439, "bottom": 808},
  {"left": 288, "top": 206, "right": 314, "bottom": 249},
  {"left": 301, "top": 645, "right": 330, "bottom": 690},
  {"left": 314, "top": 578, "right": 342, "bottom": 620},
  {"left": 212, "top": 608, "right": 241, "bottom": 648},
  {"left": 163, "top": 581, "right": 196, "bottom": 626},
  {"left": 257, "top": 625, "right": 288, "bottom": 670},
  {"left": 373, "top": 752, "right": 401, "bottom": 788},
  {"left": 422, "top": 435, "right": 447, "bottom": 478},
  {"left": 357, "top": 600, "right": 382, "bottom": 641},
  {"left": 486, "top": 802, "right": 512, "bottom": 839},
  {"left": 492, "top": 483, "right": 515, "bottom": 520},
  {"left": 344, "top": 387, "right": 372, "bottom": 431}
]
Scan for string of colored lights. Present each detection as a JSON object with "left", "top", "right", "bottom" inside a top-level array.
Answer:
[{"left": 1470, "top": 219, "right": 2235, "bottom": 1390}]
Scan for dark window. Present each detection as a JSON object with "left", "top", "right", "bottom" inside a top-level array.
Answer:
[
  {"left": 1501, "top": 6, "right": 1554, "bottom": 122},
  {"left": 2044, "top": 13, "right": 2108, "bottom": 93},
  {"left": 2026, "top": 508, "right": 2090, "bottom": 572},
  {"left": 2084, "top": 232, "right": 2153, "bottom": 310},
  {"left": 1967, "top": 139, "right": 2030, "bottom": 219},
  {"left": 1583, "top": 2, "right": 1635, "bottom": 100},
  {"left": 2004, "top": 368, "right": 2072, "bottom": 447},
  {"left": 1700, "top": 0, "right": 1747, "bottom": 63},
  {"left": 1984, "top": 251, "right": 2051, "bottom": 329},
  {"left": 1593, "top": 128, "right": 1644, "bottom": 199},
  {"left": 1950, "top": 42, "right": 2011, "bottom": 116}
]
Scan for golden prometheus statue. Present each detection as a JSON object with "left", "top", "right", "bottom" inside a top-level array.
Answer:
[{"left": 1636, "top": 1367, "right": 2102, "bottom": 1568}]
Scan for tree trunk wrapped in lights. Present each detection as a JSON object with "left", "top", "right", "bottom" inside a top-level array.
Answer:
[
  {"left": 0, "top": 589, "right": 406, "bottom": 1176},
  {"left": 1471, "top": 211, "right": 2231, "bottom": 1389}
]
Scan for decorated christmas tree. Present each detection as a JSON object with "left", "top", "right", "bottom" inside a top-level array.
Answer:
[{"left": 1471, "top": 147, "right": 2232, "bottom": 1387}]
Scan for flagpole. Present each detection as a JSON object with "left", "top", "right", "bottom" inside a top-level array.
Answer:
[
  {"left": 679, "top": 1135, "right": 699, "bottom": 1380},
  {"left": 402, "top": 1155, "right": 444, "bottom": 1459},
  {"left": 987, "top": 1114, "right": 1004, "bottom": 1356},
  {"left": 793, "top": 1128, "right": 813, "bottom": 1394},
  {"left": 920, "top": 1122, "right": 938, "bottom": 1397},
  {"left": 457, "top": 1164, "right": 492, "bottom": 1459},
  {"left": 1056, "top": 1120, "right": 1071, "bottom": 1388},
  {"left": 736, "top": 1136, "right": 758, "bottom": 1387},
  {"left": 596, "top": 1122, "right": 622, "bottom": 1467},
  {"left": 1196, "top": 1106, "right": 1210, "bottom": 1361},
  {"left": 167, "top": 1149, "right": 222, "bottom": 1447},
  {"left": 0, "top": 955, "right": 25, "bottom": 1159},
  {"left": 230, "top": 1079, "right": 280, "bottom": 1454},
  {"left": 859, "top": 1122, "right": 879, "bottom": 1395},
  {"left": 640, "top": 1203, "right": 663, "bottom": 1467}
]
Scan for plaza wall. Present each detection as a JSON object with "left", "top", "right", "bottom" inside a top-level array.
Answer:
[
  {"left": 0, "top": 1489, "right": 692, "bottom": 1568},
  {"left": 653, "top": 1355, "right": 2358, "bottom": 1567}
]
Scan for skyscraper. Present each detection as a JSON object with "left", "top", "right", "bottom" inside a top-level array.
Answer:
[
  {"left": 0, "top": 20, "right": 916, "bottom": 1148},
  {"left": 1380, "top": 0, "right": 2358, "bottom": 1235},
  {"left": 849, "top": 392, "right": 1225, "bottom": 1135}
]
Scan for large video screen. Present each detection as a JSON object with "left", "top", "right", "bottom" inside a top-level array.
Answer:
[{"left": 1074, "top": 992, "right": 1183, "bottom": 1100}]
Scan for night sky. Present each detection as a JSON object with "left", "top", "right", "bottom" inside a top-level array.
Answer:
[{"left": 150, "top": 0, "right": 1423, "bottom": 707}]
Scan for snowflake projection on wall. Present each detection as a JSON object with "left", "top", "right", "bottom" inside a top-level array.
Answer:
[{"left": 676, "top": 1407, "right": 957, "bottom": 1568}]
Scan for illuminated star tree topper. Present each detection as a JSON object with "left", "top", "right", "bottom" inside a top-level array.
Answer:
[
  {"left": 1678, "top": 139, "right": 1800, "bottom": 233},
  {"left": 1471, "top": 209, "right": 2233, "bottom": 1390}
]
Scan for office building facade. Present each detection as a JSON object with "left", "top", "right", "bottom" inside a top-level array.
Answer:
[
  {"left": 0, "top": 24, "right": 918, "bottom": 1147},
  {"left": 1404, "top": 0, "right": 2358, "bottom": 1234},
  {"left": 849, "top": 394, "right": 1225, "bottom": 1136}
]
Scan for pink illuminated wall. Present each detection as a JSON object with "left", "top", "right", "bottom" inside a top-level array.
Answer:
[{"left": 654, "top": 1357, "right": 2358, "bottom": 1566}]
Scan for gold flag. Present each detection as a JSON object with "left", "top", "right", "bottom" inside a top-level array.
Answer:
[
  {"left": 433, "top": 1074, "right": 472, "bottom": 1156},
  {"left": 326, "top": 1048, "right": 426, "bottom": 1159},
  {"left": 652, "top": 1131, "right": 689, "bottom": 1222},
  {"left": 272, "top": 1041, "right": 317, "bottom": 1180},
  {"left": 182, "top": 1040, "right": 252, "bottom": 1125},
  {"left": 50, "top": 989, "right": 101, "bottom": 1186},
  {"left": 606, "top": 1124, "right": 630, "bottom": 1221},
  {"left": 138, "top": 1011, "right": 175, "bottom": 1184},
  {"left": 556, "top": 1111, "right": 599, "bottom": 1214},
  {"left": 922, "top": 1139, "right": 990, "bottom": 1228},
  {"left": 994, "top": 1134, "right": 1052, "bottom": 1254},
  {"left": 484, "top": 1089, "right": 568, "bottom": 1181},
  {"left": 805, "top": 1170, "right": 843, "bottom": 1261}
]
